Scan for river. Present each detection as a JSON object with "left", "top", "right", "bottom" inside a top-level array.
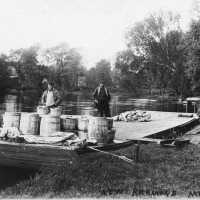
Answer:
[{"left": 0, "top": 91, "right": 187, "bottom": 125}]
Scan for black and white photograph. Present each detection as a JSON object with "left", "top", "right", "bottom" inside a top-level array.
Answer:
[{"left": 0, "top": 0, "right": 199, "bottom": 198}]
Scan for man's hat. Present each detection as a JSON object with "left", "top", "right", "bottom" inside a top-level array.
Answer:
[{"left": 42, "top": 78, "right": 48, "bottom": 84}]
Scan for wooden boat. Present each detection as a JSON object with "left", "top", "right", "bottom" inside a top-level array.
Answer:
[
  {"left": 0, "top": 111, "right": 199, "bottom": 169},
  {"left": 0, "top": 139, "right": 136, "bottom": 169},
  {"left": 77, "top": 139, "right": 136, "bottom": 154}
]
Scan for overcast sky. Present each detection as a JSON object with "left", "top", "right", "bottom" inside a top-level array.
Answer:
[{"left": 0, "top": 0, "right": 194, "bottom": 68}]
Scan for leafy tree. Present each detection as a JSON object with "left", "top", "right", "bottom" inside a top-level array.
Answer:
[
  {"left": 86, "top": 68, "right": 98, "bottom": 89},
  {"left": 39, "top": 43, "right": 83, "bottom": 90},
  {"left": 125, "top": 11, "right": 184, "bottom": 96},
  {"left": 114, "top": 50, "right": 145, "bottom": 93},
  {"left": 95, "top": 59, "right": 113, "bottom": 87},
  {"left": 191, "top": 0, "right": 200, "bottom": 21},
  {"left": 8, "top": 46, "right": 50, "bottom": 91},
  {"left": 185, "top": 19, "right": 200, "bottom": 95},
  {"left": 0, "top": 55, "right": 9, "bottom": 92},
  {"left": 165, "top": 31, "right": 190, "bottom": 97},
  {"left": 85, "top": 59, "right": 113, "bottom": 90}
]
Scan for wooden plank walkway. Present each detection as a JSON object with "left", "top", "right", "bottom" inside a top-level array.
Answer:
[{"left": 114, "top": 111, "right": 198, "bottom": 140}]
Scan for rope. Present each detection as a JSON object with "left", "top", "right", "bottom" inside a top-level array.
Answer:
[{"left": 87, "top": 146, "right": 134, "bottom": 165}]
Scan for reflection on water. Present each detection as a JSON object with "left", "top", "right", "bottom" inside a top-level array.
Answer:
[
  {"left": 0, "top": 91, "right": 187, "bottom": 126},
  {"left": 4, "top": 95, "right": 18, "bottom": 112}
]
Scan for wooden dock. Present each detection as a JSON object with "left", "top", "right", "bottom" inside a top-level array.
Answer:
[
  {"left": 0, "top": 111, "right": 198, "bottom": 169},
  {"left": 114, "top": 111, "right": 198, "bottom": 140}
]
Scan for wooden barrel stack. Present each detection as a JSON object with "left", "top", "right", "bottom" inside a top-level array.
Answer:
[
  {"left": 50, "top": 107, "right": 62, "bottom": 116},
  {"left": 87, "top": 117, "right": 115, "bottom": 144},
  {"left": 2, "top": 107, "right": 115, "bottom": 145},
  {"left": 37, "top": 106, "right": 62, "bottom": 137},
  {"left": 40, "top": 115, "right": 61, "bottom": 137}
]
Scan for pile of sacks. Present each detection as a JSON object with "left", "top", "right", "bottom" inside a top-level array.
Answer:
[
  {"left": 0, "top": 127, "right": 86, "bottom": 150},
  {"left": 112, "top": 110, "right": 151, "bottom": 122},
  {"left": 0, "top": 127, "right": 25, "bottom": 143}
]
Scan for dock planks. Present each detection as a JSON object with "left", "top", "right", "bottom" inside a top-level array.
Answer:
[
  {"left": 114, "top": 111, "right": 198, "bottom": 140},
  {"left": 0, "top": 111, "right": 198, "bottom": 169}
]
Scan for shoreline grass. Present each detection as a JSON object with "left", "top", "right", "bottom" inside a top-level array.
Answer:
[{"left": 1, "top": 143, "right": 200, "bottom": 198}]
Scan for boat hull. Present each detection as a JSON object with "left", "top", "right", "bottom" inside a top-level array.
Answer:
[
  {"left": 0, "top": 140, "right": 79, "bottom": 169},
  {"left": 0, "top": 139, "right": 137, "bottom": 169}
]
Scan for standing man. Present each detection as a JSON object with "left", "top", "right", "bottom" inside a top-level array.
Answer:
[
  {"left": 41, "top": 81, "right": 62, "bottom": 109},
  {"left": 93, "top": 83, "right": 111, "bottom": 117}
]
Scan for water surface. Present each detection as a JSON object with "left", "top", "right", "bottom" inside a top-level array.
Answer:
[{"left": 0, "top": 92, "right": 187, "bottom": 125}]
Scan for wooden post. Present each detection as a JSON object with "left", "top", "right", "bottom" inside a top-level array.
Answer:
[
  {"left": 192, "top": 102, "right": 196, "bottom": 113},
  {"left": 135, "top": 141, "right": 140, "bottom": 162},
  {"left": 197, "top": 101, "right": 200, "bottom": 115},
  {"left": 182, "top": 101, "right": 187, "bottom": 113}
]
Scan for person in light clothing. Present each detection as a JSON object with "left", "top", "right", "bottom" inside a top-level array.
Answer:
[{"left": 41, "top": 81, "right": 62, "bottom": 109}]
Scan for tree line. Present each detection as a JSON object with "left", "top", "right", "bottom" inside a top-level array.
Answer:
[
  {"left": 1, "top": 11, "right": 200, "bottom": 98},
  {"left": 114, "top": 11, "right": 200, "bottom": 98}
]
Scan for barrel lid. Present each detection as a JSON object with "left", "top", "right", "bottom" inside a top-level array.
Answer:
[
  {"left": 79, "top": 115, "right": 91, "bottom": 119},
  {"left": 90, "top": 116, "right": 112, "bottom": 119},
  {"left": 21, "top": 112, "right": 39, "bottom": 116},
  {"left": 41, "top": 114, "right": 60, "bottom": 118},
  {"left": 79, "top": 118, "right": 89, "bottom": 122},
  {"left": 60, "top": 115, "right": 78, "bottom": 119},
  {"left": 91, "top": 116, "right": 107, "bottom": 119},
  {"left": 37, "top": 106, "right": 48, "bottom": 110},
  {"left": 4, "top": 112, "right": 20, "bottom": 116},
  {"left": 51, "top": 106, "right": 62, "bottom": 110},
  {"left": 37, "top": 105, "right": 46, "bottom": 108}
]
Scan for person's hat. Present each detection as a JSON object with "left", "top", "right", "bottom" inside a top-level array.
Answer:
[{"left": 42, "top": 78, "right": 48, "bottom": 84}]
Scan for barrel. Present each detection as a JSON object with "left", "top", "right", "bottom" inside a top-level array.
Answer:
[
  {"left": 87, "top": 117, "right": 114, "bottom": 144},
  {"left": 77, "top": 116, "right": 89, "bottom": 131},
  {"left": 37, "top": 106, "right": 49, "bottom": 115},
  {"left": 107, "top": 117, "right": 113, "bottom": 130},
  {"left": 60, "top": 115, "right": 78, "bottom": 131},
  {"left": 50, "top": 107, "right": 62, "bottom": 116},
  {"left": 20, "top": 112, "right": 39, "bottom": 135},
  {"left": 77, "top": 131, "right": 88, "bottom": 140},
  {"left": 3, "top": 112, "right": 21, "bottom": 128},
  {"left": 40, "top": 115, "right": 60, "bottom": 137},
  {"left": 4, "top": 95, "right": 18, "bottom": 112}
]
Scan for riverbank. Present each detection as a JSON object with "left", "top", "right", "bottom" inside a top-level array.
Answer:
[
  {"left": 3, "top": 87, "right": 182, "bottom": 100},
  {"left": 1, "top": 143, "right": 200, "bottom": 198}
]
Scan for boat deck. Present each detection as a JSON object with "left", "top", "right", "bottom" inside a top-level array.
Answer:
[
  {"left": 114, "top": 111, "right": 198, "bottom": 140},
  {"left": 0, "top": 111, "right": 198, "bottom": 169}
]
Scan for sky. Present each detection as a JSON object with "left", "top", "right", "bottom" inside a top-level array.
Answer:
[{"left": 0, "top": 0, "right": 194, "bottom": 68}]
